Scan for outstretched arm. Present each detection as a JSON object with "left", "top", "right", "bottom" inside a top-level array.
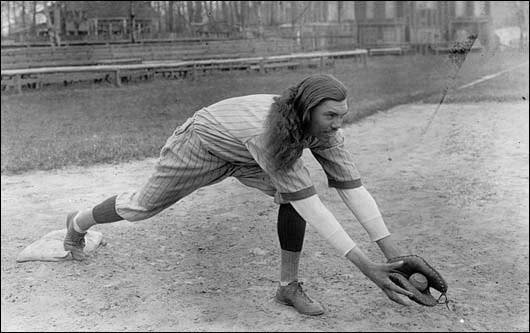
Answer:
[
  {"left": 336, "top": 186, "right": 403, "bottom": 260},
  {"left": 289, "top": 194, "right": 413, "bottom": 305}
]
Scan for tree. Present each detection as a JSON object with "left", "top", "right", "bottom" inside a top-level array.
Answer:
[
  {"left": 32, "top": 0, "right": 37, "bottom": 35},
  {"left": 230, "top": 1, "right": 240, "bottom": 31},
  {"left": 7, "top": 0, "right": 12, "bottom": 36},
  {"left": 129, "top": 1, "right": 136, "bottom": 42},
  {"left": 168, "top": 0, "right": 175, "bottom": 32},
  {"left": 193, "top": 0, "right": 202, "bottom": 23},
  {"left": 186, "top": 1, "right": 194, "bottom": 28},
  {"left": 240, "top": 1, "right": 248, "bottom": 34},
  {"left": 21, "top": 0, "right": 26, "bottom": 34}
]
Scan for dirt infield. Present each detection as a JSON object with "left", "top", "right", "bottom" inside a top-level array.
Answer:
[{"left": 1, "top": 101, "right": 528, "bottom": 332}]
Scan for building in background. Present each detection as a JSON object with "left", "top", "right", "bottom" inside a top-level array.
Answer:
[
  {"left": 264, "top": 1, "right": 500, "bottom": 51},
  {"left": 354, "top": 1, "right": 407, "bottom": 48},
  {"left": 275, "top": 1, "right": 357, "bottom": 50},
  {"left": 63, "top": 1, "right": 157, "bottom": 40},
  {"left": 1, "top": 1, "right": 527, "bottom": 52}
]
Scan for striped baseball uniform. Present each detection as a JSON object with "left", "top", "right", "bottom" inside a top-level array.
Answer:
[{"left": 115, "top": 94, "right": 362, "bottom": 222}]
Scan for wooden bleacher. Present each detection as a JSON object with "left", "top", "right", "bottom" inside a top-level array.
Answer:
[
  {"left": 0, "top": 39, "right": 298, "bottom": 70},
  {"left": 369, "top": 47, "right": 403, "bottom": 56},
  {"left": 1, "top": 49, "right": 368, "bottom": 93}
]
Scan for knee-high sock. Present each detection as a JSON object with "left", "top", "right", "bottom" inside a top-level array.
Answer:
[
  {"left": 277, "top": 203, "right": 306, "bottom": 284},
  {"left": 74, "top": 195, "right": 123, "bottom": 232}
]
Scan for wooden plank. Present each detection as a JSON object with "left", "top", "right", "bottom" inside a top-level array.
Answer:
[
  {"left": 250, "top": 62, "right": 300, "bottom": 72},
  {"left": 97, "top": 58, "right": 143, "bottom": 65},
  {"left": 1, "top": 49, "right": 368, "bottom": 76},
  {"left": 39, "top": 72, "right": 105, "bottom": 85},
  {"left": 369, "top": 47, "right": 402, "bottom": 56},
  {"left": 119, "top": 68, "right": 154, "bottom": 82},
  {"left": 24, "top": 60, "right": 99, "bottom": 68},
  {"left": 180, "top": 53, "right": 245, "bottom": 61},
  {"left": 2, "top": 43, "right": 365, "bottom": 71},
  {"left": 198, "top": 63, "right": 251, "bottom": 72},
  {"left": 1, "top": 49, "right": 369, "bottom": 92}
]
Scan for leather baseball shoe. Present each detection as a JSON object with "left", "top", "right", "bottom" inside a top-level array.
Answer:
[
  {"left": 63, "top": 212, "right": 87, "bottom": 261},
  {"left": 275, "top": 281, "right": 325, "bottom": 316}
]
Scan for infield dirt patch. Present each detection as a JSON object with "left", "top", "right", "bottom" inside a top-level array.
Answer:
[{"left": 2, "top": 101, "right": 528, "bottom": 331}]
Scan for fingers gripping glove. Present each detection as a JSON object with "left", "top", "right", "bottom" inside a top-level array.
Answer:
[{"left": 387, "top": 255, "right": 448, "bottom": 307}]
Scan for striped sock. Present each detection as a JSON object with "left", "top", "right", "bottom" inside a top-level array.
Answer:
[{"left": 280, "top": 249, "right": 301, "bottom": 285}]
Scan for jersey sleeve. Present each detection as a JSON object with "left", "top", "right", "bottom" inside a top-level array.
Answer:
[
  {"left": 245, "top": 136, "right": 316, "bottom": 202},
  {"left": 310, "top": 129, "right": 363, "bottom": 189}
]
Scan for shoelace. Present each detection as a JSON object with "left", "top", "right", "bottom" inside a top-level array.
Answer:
[
  {"left": 293, "top": 282, "right": 314, "bottom": 304},
  {"left": 68, "top": 226, "right": 86, "bottom": 246}
]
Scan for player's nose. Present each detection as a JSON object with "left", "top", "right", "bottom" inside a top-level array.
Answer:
[{"left": 331, "top": 118, "right": 342, "bottom": 130}]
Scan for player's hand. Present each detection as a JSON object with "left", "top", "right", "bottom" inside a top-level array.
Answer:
[{"left": 361, "top": 260, "right": 414, "bottom": 306}]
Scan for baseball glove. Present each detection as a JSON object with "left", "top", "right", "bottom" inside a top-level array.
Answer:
[{"left": 387, "top": 255, "right": 448, "bottom": 307}]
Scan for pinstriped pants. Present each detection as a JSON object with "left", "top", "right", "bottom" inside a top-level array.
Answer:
[{"left": 115, "top": 119, "right": 278, "bottom": 222}]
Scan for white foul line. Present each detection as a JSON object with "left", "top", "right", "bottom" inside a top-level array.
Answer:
[{"left": 458, "top": 61, "right": 530, "bottom": 89}]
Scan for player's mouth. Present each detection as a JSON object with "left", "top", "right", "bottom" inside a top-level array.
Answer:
[{"left": 322, "top": 130, "right": 337, "bottom": 137}]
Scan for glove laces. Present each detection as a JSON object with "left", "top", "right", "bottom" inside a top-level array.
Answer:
[{"left": 437, "top": 293, "right": 452, "bottom": 310}]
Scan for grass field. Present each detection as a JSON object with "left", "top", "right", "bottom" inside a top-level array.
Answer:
[{"left": 1, "top": 49, "right": 528, "bottom": 174}]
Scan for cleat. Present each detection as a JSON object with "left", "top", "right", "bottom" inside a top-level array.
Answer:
[
  {"left": 275, "top": 281, "right": 325, "bottom": 316},
  {"left": 63, "top": 212, "right": 87, "bottom": 261}
]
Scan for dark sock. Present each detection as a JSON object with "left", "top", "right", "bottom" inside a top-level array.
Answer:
[{"left": 92, "top": 195, "right": 123, "bottom": 223}]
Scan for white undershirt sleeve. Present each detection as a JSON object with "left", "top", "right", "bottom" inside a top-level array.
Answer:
[
  {"left": 290, "top": 195, "right": 356, "bottom": 256},
  {"left": 336, "top": 186, "right": 390, "bottom": 242}
]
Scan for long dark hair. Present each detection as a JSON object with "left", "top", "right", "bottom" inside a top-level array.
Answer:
[{"left": 265, "top": 74, "right": 348, "bottom": 170}]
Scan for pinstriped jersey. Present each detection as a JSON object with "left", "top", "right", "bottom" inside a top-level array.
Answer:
[{"left": 193, "top": 94, "right": 362, "bottom": 201}]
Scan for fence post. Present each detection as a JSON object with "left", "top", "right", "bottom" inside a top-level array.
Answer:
[
  {"left": 259, "top": 58, "right": 265, "bottom": 74},
  {"left": 15, "top": 74, "right": 22, "bottom": 94},
  {"left": 192, "top": 64, "right": 197, "bottom": 80},
  {"left": 114, "top": 69, "right": 121, "bottom": 87}
]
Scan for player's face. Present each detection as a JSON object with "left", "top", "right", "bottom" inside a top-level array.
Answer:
[{"left": 308, "top": 99, "right": 349, "bottom": 139}]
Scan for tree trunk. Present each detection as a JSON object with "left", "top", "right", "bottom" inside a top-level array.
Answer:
[
  {"left": 7, "top": 1, "right": 11, "bottom": 36},
  {"left": 231, "top": 1, "right": 240, "bottom": 30},
  {"left": 22, "top": 1, "right": 27, "bottom": 32},
  {"left": 155, "top": 1, "right": 162, "bottom": 34},
  {"left": 291, "top": 1, "right": 297, "bottom": 35},
  {"left": 53, "top": 2, "right": 61, "bottom": 45},
  {"left": 42, "top": 3, "right": 55, "bottom": 47},
  {"left": 168, "top": 1, "right": 175, "bottom": 32},
  {"left": 194, "top": 1, "right": 203, "bottom": 23},
  {"left": 240, "top": 1, "right": 248, "bottom": 35},
  {"left": 187, "top": 1, "right": 194, "bottom": 30},
  {"left": 256, "top": 1, "right": 264, "bottom": 38},
  {"left": 32, "top": 1, "right": 37, "bottom": 35},
  {"left": 176, "top": 2, "right": 185, "bottom": 33},
  {"left": 269, "top": 1, "right": 277, "bottom": 25},
  {"left": 130, "top": 1, "right": 136, "bottom": 42},
  {"left": 222, "top": 1, "right": 230, "bottom": 26},
  {"left": 205, "top": 0, "right": 212, "bottom": 16},
  {"left": 204, "top": 1, "right": 213, "bottom": 33}
]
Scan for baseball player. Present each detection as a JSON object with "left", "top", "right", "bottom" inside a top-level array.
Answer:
[{"left": 64, "top": 74, "right": 418, "bottom": 316}]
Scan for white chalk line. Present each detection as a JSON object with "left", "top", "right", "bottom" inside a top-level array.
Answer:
[{"left": 458, "top": 61, "right": 529, "bottom": 89}]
